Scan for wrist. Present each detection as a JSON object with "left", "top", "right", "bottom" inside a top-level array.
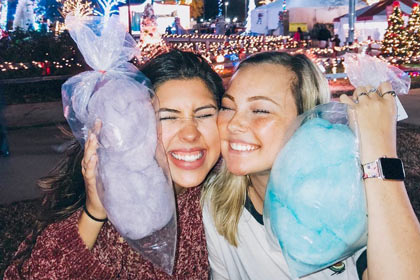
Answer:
[
  {"left": 360, "top": 146, "right": 397, "bottom": 164},
  {"left": 83, "top": 204, "right": 107, "bottom": 222}
]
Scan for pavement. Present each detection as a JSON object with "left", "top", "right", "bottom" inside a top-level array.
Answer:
[{"left": 0, "top": 89, "right": 419, "bottom": 205}]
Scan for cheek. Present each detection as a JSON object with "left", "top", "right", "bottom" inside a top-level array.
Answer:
[
  {"left": 253, "top": 117, "right": 282, "bottom": 138},
  {"left": 160, "top": 124, "right": 177, "bottom": 151},
  {"left": 217, "top": 113, "right": 230, "bottom": 137},
  {"left": 201, "top": 121, "right": 220, "bottom": 151}
]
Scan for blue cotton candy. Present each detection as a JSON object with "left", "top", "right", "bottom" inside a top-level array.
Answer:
[{"left": 264, "top": 115, "right": 367, "bottom": 278}]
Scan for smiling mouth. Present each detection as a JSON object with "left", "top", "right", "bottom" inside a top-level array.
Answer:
[
  {"left": 170, "top": 151, "right": 204, "bottom": 162},
  {"left": 229, "top": 142, "right": 259, "bottom": 151}
]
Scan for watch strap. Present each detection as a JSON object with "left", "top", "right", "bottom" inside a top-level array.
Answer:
[{"left": 362, "top": 160, "right": 380, "bottom": 179}]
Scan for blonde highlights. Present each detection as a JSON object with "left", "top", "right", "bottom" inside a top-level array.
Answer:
[
  {"left": 201, "top": 162, "right": 250, "bottom": 246},
  {"left": 202, "top": 52, "right": 330, "bottom": 246}
]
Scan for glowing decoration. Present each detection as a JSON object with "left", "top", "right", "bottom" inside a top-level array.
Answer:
[
  {"left": 246, "top": 0, "right": 256, "bottom": 32},
  {"left": 60, "top": 0, "right": 94, "bottom": 17},
  {"left": 218, "top": 0, "right": 223, "bottom": 17},
  {"left": 0, "top": 0, "right": 7, "bottom": 29},
  {"left": 406, "top": 3, "right": 420, "bottom": 59},
  {"left": 282, "top": 0, "right": 286, "bottom": 11},
  {"left": 140, "top": 3, "right": 161, "bottom": 44},
  {"left": 94, "top": 0, "right": 126, "bottom": 18},
  {"left": 216, "top": 54, "right": 225, "bottom": 63},
  {"left": 362, "top": 0, "right": 380, "bottom": 4},
  {"left": 381, "top": 2, "right": 407, "bottom": 58},
  {"left": 259, "top": 0, "right": 274, "bottom": 5},
  {"left": 13, "top": 0, "right": 36, "bottom": 31}
]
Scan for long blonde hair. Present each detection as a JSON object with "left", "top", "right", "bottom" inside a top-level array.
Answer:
[{"left": 202, "top": 52, "right": 330, "bottom": 246}]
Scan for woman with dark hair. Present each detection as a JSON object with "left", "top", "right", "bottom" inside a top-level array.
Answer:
[{"left": 4, "top": 49, "right": 224, "bottom": 279}]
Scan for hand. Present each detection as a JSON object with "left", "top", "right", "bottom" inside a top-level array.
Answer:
[
  {"left": 81, "top": 120, "right": 107, "bottom": 220},
  {"left": 340, "top": 82, "right": 398, "bottom": 163}
]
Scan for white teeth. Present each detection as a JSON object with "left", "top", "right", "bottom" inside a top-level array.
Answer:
[
  {"left": 230, "top": 143, "right": 257, "bottom": 151},
  {"left": 171, "top": 152, "right": 203, "bottom": 162}
]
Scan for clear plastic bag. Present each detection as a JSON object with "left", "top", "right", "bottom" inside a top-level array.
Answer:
[
  {"left": 62, "top": 15, "right": 177, "bottom": 274},
  {"left": 344, "top": 53, "right": 409, "bottom": 121},
  {"left": 343, "top": 53, "right": 410, "bottom": 95},
  {"left": 263, "top": 102, "right": 367, "bottom": 278}
]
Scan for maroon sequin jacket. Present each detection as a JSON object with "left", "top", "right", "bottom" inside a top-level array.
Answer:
[{"left": 4, "top": 186, "right": 209, "bottom": 280}]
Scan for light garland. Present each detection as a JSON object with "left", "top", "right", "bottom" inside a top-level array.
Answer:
[{"left": 2, "top": 34, "right": 420, "bottom": 79}]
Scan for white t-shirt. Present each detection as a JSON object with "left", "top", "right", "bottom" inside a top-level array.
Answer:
[{"left": 203, "top": 202, "right": 365, "bottom": 280}]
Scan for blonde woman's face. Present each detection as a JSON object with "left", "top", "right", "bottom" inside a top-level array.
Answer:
[
  {"left": 218, "top": 63, "right": 298, "bottom": 176},
  {"left": 156, "top": 78, "right": 220, "bottom": 189}
]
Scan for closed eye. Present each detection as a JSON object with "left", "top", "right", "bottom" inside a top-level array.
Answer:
[
  {"left": 159, "top": 116, "right": 177, "bottom": 121},
  {"left": 196, "top": 113, "right": 215, "bottom": 119},
  {"left": 220, "top": 106, "right": 233, "bottom": 111},
  {"left": 253, "top": 109, "right": 270, "bottom": 114}
]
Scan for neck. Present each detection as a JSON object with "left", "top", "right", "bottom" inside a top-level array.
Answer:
[
  {"left": 248, "top": 171, "right": 270, "bottom": 214},
  {"left": 174, "top": 183, "right": 186, "bottom": 195}
]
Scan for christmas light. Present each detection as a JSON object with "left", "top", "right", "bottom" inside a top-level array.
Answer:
[
  {"left": 406, "top": 3, "right": 420, "bottom": 59},
  {"left": 60, "top": 0, "right": 94, "bottom": 17},
  {"left": 381, "top": 3, "right": 408, "bottom": 60},
  {"left": 0, "top": 0, "right": 7, "bottom": 29}
]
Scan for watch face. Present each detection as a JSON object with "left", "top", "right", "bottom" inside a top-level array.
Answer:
[{"left": 379, "top": 158, "right": 405, "bottom": 180}]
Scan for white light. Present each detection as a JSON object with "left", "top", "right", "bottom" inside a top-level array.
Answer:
[
  {"left": 226, "top": 18, "right": 231, "bottom": 23},
  {"left": 216, "top": 55, "right": 225, "bottom": 63},
  {"left": 225, "top": 2, "right": 229, "bottom": 6}
]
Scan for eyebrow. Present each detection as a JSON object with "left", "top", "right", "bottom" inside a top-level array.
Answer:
[
  {"left": 223, "top": 94, "right": 235, "bottom": 101},
  {"left": 194, "top": 105, "right": 217, "bottom": 113},
  {"left": 247, "top": 96, "right": 280, "bottom": 106},
  {"left": 158, "top": 108, "right": 180, "bottom": 113},
  {"left": 158, "top": 104, "right": 217, "bottom": 114},
  {"left": 223, "top": 94, "right": 279, "bottom": 106}
]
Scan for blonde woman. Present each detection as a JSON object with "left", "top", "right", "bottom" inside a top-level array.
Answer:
[{"left": 202, "top": 52, "right": 420, "bottom": 280}]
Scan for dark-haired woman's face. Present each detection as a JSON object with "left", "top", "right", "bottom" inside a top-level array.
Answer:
[
  {"left": 218, "top": 63, "right": 298, "bottom": 176},
  {"left": 156, "top": 78, "right": 220, "bottom": 191}
]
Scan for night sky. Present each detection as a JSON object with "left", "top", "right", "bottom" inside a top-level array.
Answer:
[{"left": 204, "top": 0, "right": 256, "bottom": 21}]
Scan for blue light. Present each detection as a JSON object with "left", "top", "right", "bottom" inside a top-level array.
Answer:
[{"left": 95, "top": 0, "right": 126, "bottom": 18}]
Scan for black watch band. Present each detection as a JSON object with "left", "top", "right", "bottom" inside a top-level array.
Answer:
[{"left": 362, "top": 157, "right": 405, "bottom": 181}]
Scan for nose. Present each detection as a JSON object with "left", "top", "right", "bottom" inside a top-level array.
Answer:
[
  {"left": 178, "top": 119, "right": 201, "bottom": 143},
  {"left": 227, "top": 111, "right": 248, "bottom": 133}
]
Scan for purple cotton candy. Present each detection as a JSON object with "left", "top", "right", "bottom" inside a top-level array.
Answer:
[
  {"left": 62, "top": 15, "right": 177, "bottom": 274},
  {"left": 88, "top": 78, "right": 175, "bottom": 240}
]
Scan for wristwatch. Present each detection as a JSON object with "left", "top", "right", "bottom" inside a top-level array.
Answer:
[{"left": 362, "top": 157, "right": 405, "bottom": 180}]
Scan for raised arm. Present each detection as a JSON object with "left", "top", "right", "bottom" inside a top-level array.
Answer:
[
  {"left": 340, "top": 82, "right": 420, "bottom": 280},
  {"left": 79, "top": 120, "right": 107, "bottom": 249}
]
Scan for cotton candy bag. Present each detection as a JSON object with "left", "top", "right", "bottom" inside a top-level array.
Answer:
[
  {"left": 343, "top": 53, "right": 410, "bottom": 95},
  {"left": 263, "top": 102, "right": 367, "bottom": 278},
  {"left": 344, "top": 53, "right": 410, "bottom": 121},
  {"left": 61, "top": 15, "right": 177, "bottom": 274}
]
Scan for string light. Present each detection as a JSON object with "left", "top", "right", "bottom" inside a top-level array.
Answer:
[
  {"left": 59, "top": 0, "right": 94, "bottom": 17},
  {"left": 3, "top": 34, "right": 419, "bottom": 80},
  {"left": 381, "top": 2, "right": 408, "bottom": 60}
]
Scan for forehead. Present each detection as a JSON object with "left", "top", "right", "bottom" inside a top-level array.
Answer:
[
  {"left": 227, "top": 63, "right": 295, "bottom": 101},
  {"left": 155, "top": 78, "right": 215, "bottom": 105}
]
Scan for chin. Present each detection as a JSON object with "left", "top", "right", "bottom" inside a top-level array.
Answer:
[
  {"left": 226, "top": 164, "right": 251, "bottom": 176},
  {"left": 173, "top": 173, "right": 207, "bottom": 189}
]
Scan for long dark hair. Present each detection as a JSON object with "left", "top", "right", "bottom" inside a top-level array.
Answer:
[
  {"left": 13, "top": 49, "right": 224, "bottom": 274},
  {"left": 13, "top": 129, "right": 85, "bottom": 275}
]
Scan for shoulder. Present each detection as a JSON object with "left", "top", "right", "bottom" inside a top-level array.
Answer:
[{"left": 34, "top": 210, "right": 84, "bottom": 249}]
